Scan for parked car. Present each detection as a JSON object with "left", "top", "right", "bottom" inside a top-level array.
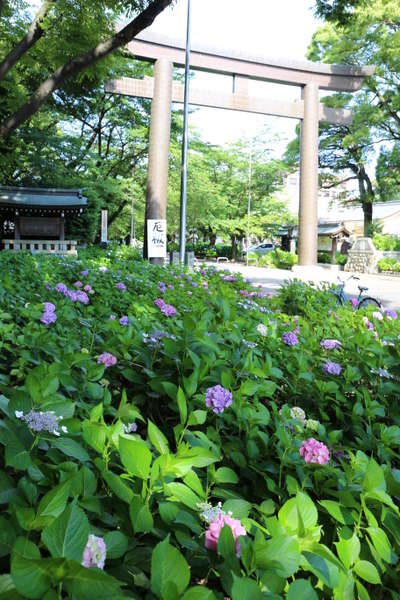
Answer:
[{"left": 242, "top": 242, "right": 275, "bottom": 257}]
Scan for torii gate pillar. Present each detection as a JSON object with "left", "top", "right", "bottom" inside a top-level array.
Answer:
[
  {"left": 144, "top": 58, "right": 173, "bottom": 263},
  {"left": 299, "top": 83, "right": 319, "bottom": 266}
]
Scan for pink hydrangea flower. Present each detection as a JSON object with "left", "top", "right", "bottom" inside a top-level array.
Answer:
[
  {"left": 82, "top": 534, "right": 106, "bottom": 569},
  {"left": 299, "top": 438, "right": 330, "bottom": 465},
  {"left": 205, "top": 513, "right": 246, "bottom": 556}
]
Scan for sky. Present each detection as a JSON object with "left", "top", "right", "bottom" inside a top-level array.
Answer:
[{"left": 144, "top": 0, "right": 323, "bottom": 155}]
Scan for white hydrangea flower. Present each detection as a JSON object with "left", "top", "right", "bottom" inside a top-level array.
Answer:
[
  {"left": 290, "top": 406, "right": 306, "bottom": 422},
  {"left": 306, "top": 419, "right": 319, "bottom": 431},
  {"left": 257, "top": 323, "right": 268, "bottom": 337}
]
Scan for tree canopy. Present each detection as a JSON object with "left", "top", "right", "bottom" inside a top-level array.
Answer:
[{"left": 0, "top": 0, "right": 175, "bottom": 137}]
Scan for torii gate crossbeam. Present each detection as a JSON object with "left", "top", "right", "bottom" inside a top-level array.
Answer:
[{"left": 106, "top": 33, "right": 374, "bottom": 266}]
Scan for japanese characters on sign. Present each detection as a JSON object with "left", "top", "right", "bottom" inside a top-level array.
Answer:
[
  {"left": 101, "top": 210, "right": 108, "bottom": 243},
  {"left": 147, "top": 219, "right": 167, "bottom": 258}
]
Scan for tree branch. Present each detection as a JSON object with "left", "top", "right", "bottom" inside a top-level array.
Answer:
[
  {"left": 0, "top": 0, "right": 174, "bottom": 137},
  {"left": 0, "top": 1, "right": 52, "bottom": 83}
]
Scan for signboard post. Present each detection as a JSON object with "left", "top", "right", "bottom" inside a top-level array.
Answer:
[
  {"left": 147, "top": 219, "right": 167, "bottom": 261},
  {"left": 101, "top": 210, "right": 108, "bottom": 247}
]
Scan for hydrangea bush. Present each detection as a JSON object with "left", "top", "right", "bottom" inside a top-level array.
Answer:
[{"left": 0, "top": 248, "right": 399, "bottom": 599}]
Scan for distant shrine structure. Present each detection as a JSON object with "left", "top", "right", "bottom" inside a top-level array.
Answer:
[
  {"left": 0, "top": 186, "right": 87, "bottom": 255},
  {"left": 106, "top": 32, "right": 374, "bottom": 266}
]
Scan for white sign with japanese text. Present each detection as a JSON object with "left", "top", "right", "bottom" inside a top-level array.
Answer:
[
  {"left": 101, "top": 210, "right": 108, "bottom": 243},
  {"left": 147, "top": 219, "right": 167, "bottom": 258}
]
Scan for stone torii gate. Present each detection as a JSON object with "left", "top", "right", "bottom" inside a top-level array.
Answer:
[{"left": 105, "top": 32, "right": 374, "bottom": 266}]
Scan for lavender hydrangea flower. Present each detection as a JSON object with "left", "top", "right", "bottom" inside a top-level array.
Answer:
[
  {"left": 84, "top": 284, "right": 92, "bottom": 293},
  {"left": 45, "top": 283, "right": 52, "bottom": 291},
  {"left": 320, "top": 339, "right": 342, "bottom": 350},
  {"left": 74, "top": 281, "right": 83, "bottom": 288},
  {"left": 55, "top": 283, "right": 68, "bottom": 295},
  {"left": 323, "top": 360, "right": 342, "bottom": 375},
  {"left": 109, "top": 314, "right": 116, "bottom": 321},
  {"left": 123, "top": 422, "right": 137, "bottom": 434},
  {"left": 222, "top": 275, "right": 236, "bottom": 283},
  {"left": 82, "top": 535, "right": 106, "bottom": 569},
  {"left": 99, "top": 266, "right": 108, "bottom": 273},
  {"left": 98, "top": 352, "right": 117, "bottom": 368},
  {"left": 205, "top": 385, "right": 232, "bottom": 414},
  {"left": 41, "top": 310, "right": 57, "bottom": 325},
  {"left": 349, "top": 297, "right": 358, "bottom": 308},
  {"left": 115, "top": 282, "right": 126, "bottom": 291},
  {"left": 76, "top": 291, "right": 89, "bottom": 304},
  {"left": 282, "top": 331, "right": 299, "bottom": 346},
  {"left": 119, "top": 316, "right": 129, "bottom": 326},
  {"left": 15, "top": 409, "right": 67, "bottom": 436},
  {"left": 81, "top": 270, "right": 89, "bottom": 277},
  {"left": 158, "top": 282, "right": 166, "bottom": 293},
  {"left": 385, "top": 309, "right": 397, "bottom": 320},
  {"left": 154, "top": 298, "right": 177, "bottom": 317},
  {"left": 43, "top": 302, "right": 56, "bottom": 313}
]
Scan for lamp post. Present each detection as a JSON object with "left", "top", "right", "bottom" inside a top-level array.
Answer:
[
  {"left": 130, "top": 162, "right": 136, "bottom": 246},
  {"left": 178, "top": 0, "right": 192, "bottom": 265},
  {"left": 246, "top": 137, "right": 253, "bottom": 267}
]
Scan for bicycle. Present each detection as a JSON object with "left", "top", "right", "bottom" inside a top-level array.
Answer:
[{"left": 332, "top": 275, "right": 382, "bottom": 310}]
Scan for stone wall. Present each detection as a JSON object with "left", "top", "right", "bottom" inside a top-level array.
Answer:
[{"left": 345, "top": 237, "right": 377, "bottom": 273}]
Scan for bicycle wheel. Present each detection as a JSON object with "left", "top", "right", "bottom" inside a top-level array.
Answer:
[{"left": 357, "top": 297, "right": 381, "bottom": 310}]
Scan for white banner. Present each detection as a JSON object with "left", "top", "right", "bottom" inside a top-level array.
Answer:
[
  {"left": 147, "top": 219, "right": 167, "bottom": 258},
  {"left": 101, "top": 210, "right": 108, "bottom": 243}
]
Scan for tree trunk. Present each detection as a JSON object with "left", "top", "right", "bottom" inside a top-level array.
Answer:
[
  {"left": 0, "top": 0, "right": 7, "bottom": 17},
  {"left": 362, "top": 200, "right": 373, "bottom": 235},
  {"left": 0, "top": 1, "right": 52, "bottom": 83},
  {"left": 0, "top": 0, "right": 174, "bottom": 137},
  {"left": 230, "top": 234, "right": 237, "bottom": 261}
]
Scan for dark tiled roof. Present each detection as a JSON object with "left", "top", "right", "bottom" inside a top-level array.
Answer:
[{"left": 0, "top": 186, "right": 87, "bottom": 208}]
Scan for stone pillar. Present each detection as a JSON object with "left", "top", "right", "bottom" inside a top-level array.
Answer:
[
  {"left": 144, "top": 58, "right": 173, "bottom": 264},
  {"left": 59, "top": 215, "right": 65, "bottom": 241},
  {"left": 298, "top": 83, "right": 319, "bottom": 266}
]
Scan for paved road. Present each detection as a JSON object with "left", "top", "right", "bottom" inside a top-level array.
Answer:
[{"left": 204, "top": 261, "right": 400, "bottom": 309}]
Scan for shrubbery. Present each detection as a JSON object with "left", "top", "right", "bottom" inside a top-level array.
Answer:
[
  {"left": 258, "top": 249, "right": 298, "bottom": 269},
  {"left": 0, "top": 250, "right": 399, "bottom": 599},
  {"left": 377, "top": 257, "right": 400, "bottom": 272},
  {"left": 373, "top": 233, "right": 400, "bottom": 251}
]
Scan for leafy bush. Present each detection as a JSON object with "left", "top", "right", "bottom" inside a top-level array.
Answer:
[
  {"left": 377, "top": 257, "right": 400, "bottom": 272},
  {"left": 373, "top": 233, "right": 400, "bottom": 251},
  {"left": 0, "top": 250, "right": 399, "bottom": 599},
  {"left": 318, "top": 251, "right": 348, "bottom": 266}
]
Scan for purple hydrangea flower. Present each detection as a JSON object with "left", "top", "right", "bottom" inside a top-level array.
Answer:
[
  {"left": 320, "top": 339, "right": 342, "bottom": 350},
  {"left": 41, "top": 310, "right": 57, "bottom": 325},
  {"left": 81, "top": 270, "right": 89, "bottom": 277},
  {"left": 98, "top": 352, "right": 117, "bottom": 368},
  {"left": 55, "top": 283, "right": 68, "bottom": 295},
  {"left": 116, "top": 282, "right": 126, "bottom": 292},
  {"left": 43, "top": 302, "right": 56, "bottom": 313},
  {"left": 154, "top": 298, "right": 177, "bottom": 317},
  {"left": 99, "top": 266, "right": 108, "bottom": 273},
  {"left": 82, "top": 535, "right": 106, "bottom": 569},
  {"left": 282, "top": 331, "right": 299, "bottom": 346},
  {"left": 84, "top": 284, "right": 92, "bottom": 293},
  {"left": 222, "top": 275, "right": 236, "bottom": 283},
  {"left": 76, "top": 291, "right": 89, "bottom": 305},
  {"left": 123, "top": 422, "right": 137, "bottom": 434},
  {"left": 109, "top": 314, "right": 116, "bottom": 321},
  {"left": 45, "top": 284, "right": 52, "bottom": 291},
  {"left": 158, "top": 282, "right": 166, "bottom": 293},
  {"left": 119, "top": 315, "right": 129, "bottom": 326},
  {"left": 323, "top": 360, "right": 342, "bottom": 375},
  {"left": 74, "top": 281, "right": 83, "bottom": 288},
  {"left": 385, "top": 309, "right": 397, "bottom": 320},
  {"left": 205, "top": 385, "right": 232, "bottom": 414},
  {"left": 15, "top": 409, "right": 67, "bottom": 436},
  {"left": 349, "top": 297, "right": 358, "bottom": 308}
]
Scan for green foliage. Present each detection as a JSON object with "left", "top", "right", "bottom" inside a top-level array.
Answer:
[
  {"left": 373, "top": 234, "right": 400, "bottom": 251},
  {"left": 0, "top": 249, "right": 399, "bottom": 598},
  {"left": 377, "top": 257, "right": 400, "bottom": 272}
]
